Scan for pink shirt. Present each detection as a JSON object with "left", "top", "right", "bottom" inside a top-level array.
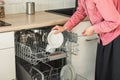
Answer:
[{"left": 64, "top": 0, "right": 120, "bottom": 46}]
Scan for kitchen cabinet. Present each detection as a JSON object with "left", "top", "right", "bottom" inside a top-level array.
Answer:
[
  {"left": 0, "top": 32, "right": 14, "bottom": 49},
  {"left": 71, "top": 21, "right": 98, "bottom": 80},
  {"left": 0, "top": 32, "right": 16, "bottom": 80},
  {"left": 0, "top": 48, "right": 16, "bottom": 80}
]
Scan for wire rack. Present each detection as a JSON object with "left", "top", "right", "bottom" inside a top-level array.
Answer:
[
  {"left": 15, "top": 29, "right": 79, "bottom": 65},
  {"left": 15, "top": 42, "right": 79, "bottom": 65},
  {"left": 30, "top": 62, "right": 62, "bottom": 80},
  {"left": 20, "top": 58, "right": 66, "bottom": 80},
  {"left": 16, "top": 42, "right": 50, "bottom": 65}
]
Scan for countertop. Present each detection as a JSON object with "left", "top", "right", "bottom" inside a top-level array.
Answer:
[{"left": 0, "top": 11, "right": 70, "bottom": 33}]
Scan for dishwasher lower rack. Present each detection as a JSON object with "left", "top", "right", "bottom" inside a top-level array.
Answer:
[
  {"left": 15, "top": 42, "right": 67, "bottom": 65},
  {"left": 30, "top": 62, "right": 63, "bottom": 80},
  {"left": 16, "top": 58, "right": 66, "bottom": 80}
]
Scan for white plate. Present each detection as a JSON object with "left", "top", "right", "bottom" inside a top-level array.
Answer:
[
  {"left": 47, "top": 30, "right": 64, "bottom": 48},
  {"left": 45, "top": 44, "right": 55, "bottom": 53},
  {"left": 60, "top": 64, "right": 76, "bottom": 80}
]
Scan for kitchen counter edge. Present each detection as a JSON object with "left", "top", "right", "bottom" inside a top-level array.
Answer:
[{"left": 0, "top": 11, "right": 70, "bottom": 33}]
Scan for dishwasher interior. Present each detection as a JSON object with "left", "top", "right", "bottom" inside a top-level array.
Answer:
[{"left": 15, "top": 26, "right": 79, "bottom": 80}]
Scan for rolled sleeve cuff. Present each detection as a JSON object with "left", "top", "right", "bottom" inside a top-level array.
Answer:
[
  {"left": 64, "top": 22, "right": 74, "bottom": 31},
  {"left": 92, "top": 24, "right": 101, "bottom": 34}
]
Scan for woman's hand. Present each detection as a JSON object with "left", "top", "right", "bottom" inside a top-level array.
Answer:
[
  {"left": 52, "top": 25, "right": 67, "bottom": 34},
  {"left": 82, "top": 26, "right": 94, "bottom": 36}
]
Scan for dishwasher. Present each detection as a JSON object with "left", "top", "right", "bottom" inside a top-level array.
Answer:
[{"left": 15, "top": 26, "right": 83, "bottom": 80}]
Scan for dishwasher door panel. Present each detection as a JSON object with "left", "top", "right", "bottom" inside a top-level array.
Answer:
[{"left": 71, "top": 21, "right": 97, "bottom": 80}]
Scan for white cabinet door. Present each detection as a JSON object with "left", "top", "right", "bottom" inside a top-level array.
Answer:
[
  {"left": 71, "top": 21, "right": 97, "bottom": 80},
  {"left": 0, "top": 48, "right": 16, "bottom": 80},
  {"left": 0, "top": 32, "right": 14, "bottom": 49}
]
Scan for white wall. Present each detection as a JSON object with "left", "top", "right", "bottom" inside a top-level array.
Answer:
[{"left": 4, "top": 0, "right": 76, "bottom": 14}]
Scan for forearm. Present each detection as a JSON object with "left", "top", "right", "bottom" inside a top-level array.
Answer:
[
  {"left": 64, "top": 0, "right": 86, "bottom": 31},
  {"left": 93, "top": 21, "right": 120, "bottom": 34}
]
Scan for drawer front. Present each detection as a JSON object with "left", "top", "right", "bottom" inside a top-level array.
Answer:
[
  {"left": 0, "top": 48, "right": 16, "bottom": 80},
  {"left": 0, "top": 32, "right": 14, "bottom": 49}
]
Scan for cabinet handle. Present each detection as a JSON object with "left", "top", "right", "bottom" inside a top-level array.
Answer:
[{"left": 85, "top": 37, "right": 98, "bottom": 41}]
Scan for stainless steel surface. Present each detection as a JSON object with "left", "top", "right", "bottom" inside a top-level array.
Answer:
[
  {"left": 71, "top": 21, "right": 97, "bottom": 80},
  {"left": 85, "top": 37, "right": 98, "bottom": 41},
  {"left": 49, "top": 53, "right": 66, "bottom": 61},
  {"left": 75, "top": 74, "right": 88, "bottom": 80},
  {"left": 16, "top": 63, "right": 32, "bottom": 80},
  {"left": 26, "top": 2, "right": 35, "bottom": 15}
]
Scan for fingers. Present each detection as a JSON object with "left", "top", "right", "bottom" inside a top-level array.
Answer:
[
  {"left": 82, "top": 30, "right": 94, "bottom": 36},
  {"left": 51, "top": 25, "right": 59, "bottom": 31},
  {"left": 51, "top": 25, "right": 65, "bottom": 34},
  {"left": 82, "top": 30, "right": 87, "bottom": 36},
  {"left": 54, "top": 30, "right": 61, "bottom": 34},
  {"left": 51, "top": 25, "right": 59, "bottom": 34},
  {"left": 51, "top": 25, "right": 61, "bottom": 34},
  {"left": 82, "top": 27, "right": 95, "bottom": 36}
]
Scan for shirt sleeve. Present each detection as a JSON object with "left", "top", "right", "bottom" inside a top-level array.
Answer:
[
  {"left": 93, "top": 0, "right": 120, "bottom": 34},
  {"left": 64, "top": 0, "right": 87, "bottom": 31}
]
